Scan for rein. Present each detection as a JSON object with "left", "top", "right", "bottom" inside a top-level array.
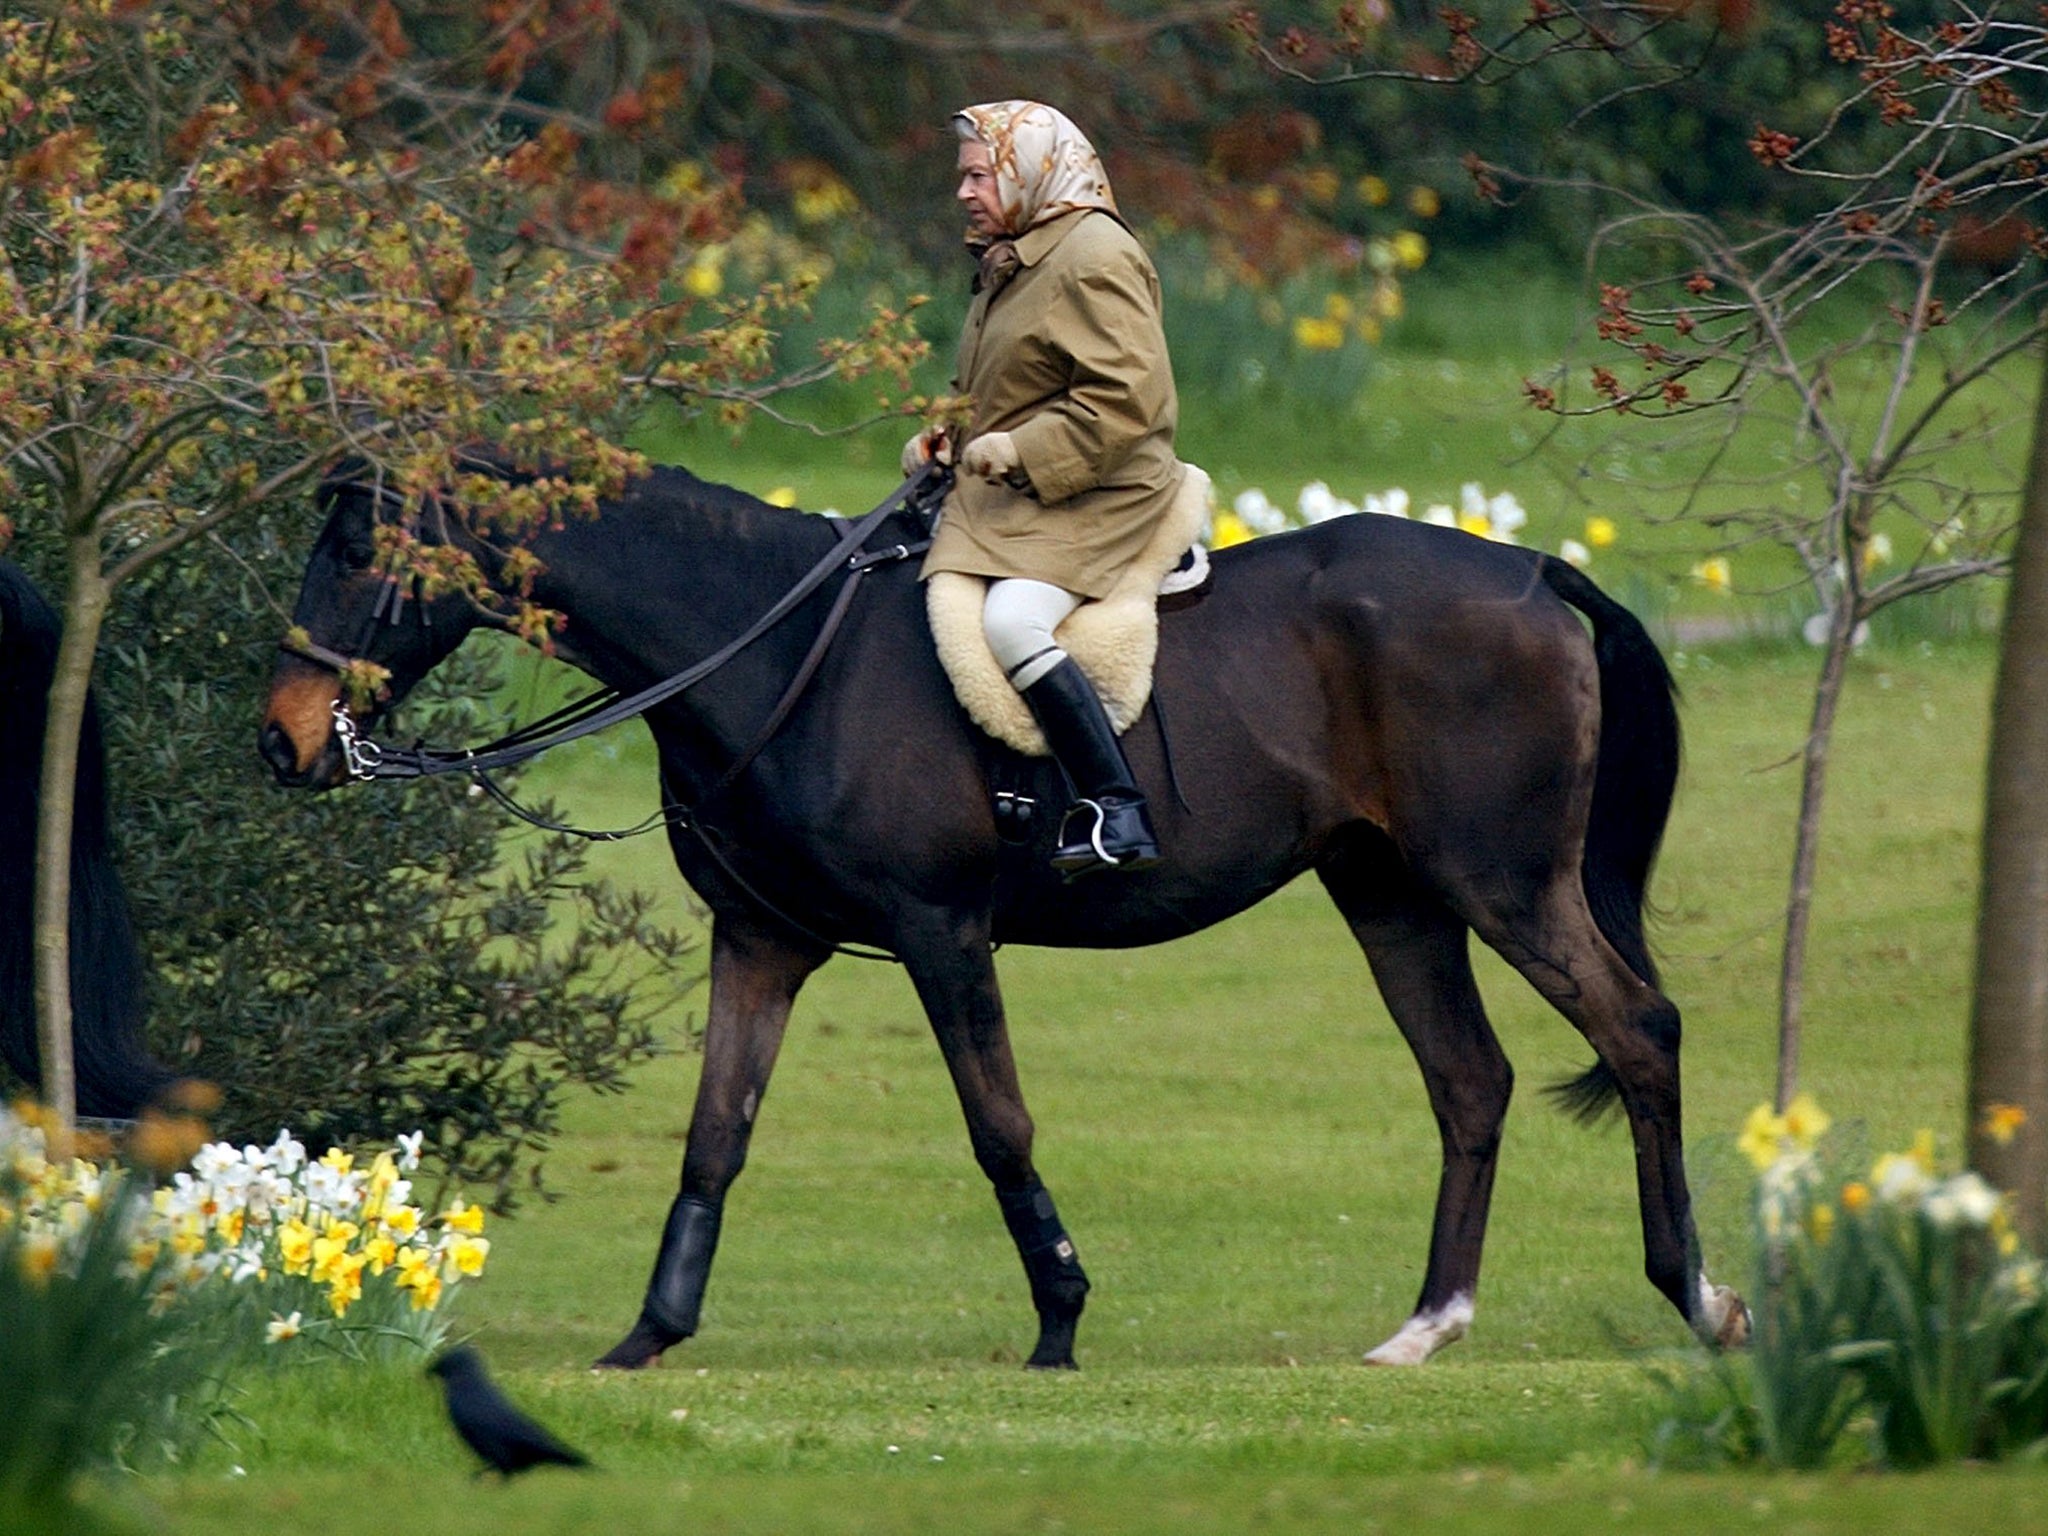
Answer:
[
  {"left": 292, "top": 463, "right": 951, "bottom": 963},
  {"left": 304, "top": 462, "right": 949, "bottom": 787}
]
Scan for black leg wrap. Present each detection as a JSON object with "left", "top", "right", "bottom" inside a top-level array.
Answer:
[
  {"left": 997, "top": 1182, "right": 1089, "bottom": 1367},
  {"left": 643, "top": 1193, "right": 723, "bottom": 1338}
]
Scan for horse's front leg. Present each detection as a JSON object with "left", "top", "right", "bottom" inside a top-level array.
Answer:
[
  {"left": 593, "top": 914, "right": 826, "bottom": 1370},
  {"left": 899, "top": 911, "right": 1090, "bottom": 1370}
]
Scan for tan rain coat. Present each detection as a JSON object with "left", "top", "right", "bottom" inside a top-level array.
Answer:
[{"left": 922, "top": 208, "right": 1183, "bottom": 601}]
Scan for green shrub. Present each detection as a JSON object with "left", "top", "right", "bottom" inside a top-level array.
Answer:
[{"left": 4, "top": 520, "right": 703, "bottom": 1209}]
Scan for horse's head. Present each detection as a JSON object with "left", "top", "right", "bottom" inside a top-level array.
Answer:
[{"left": 259, "top": 469, "right": 484, "bottom": 788}]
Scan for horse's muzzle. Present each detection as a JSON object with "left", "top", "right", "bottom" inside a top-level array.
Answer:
[{"left": 260, "top": 661, "right": 346, "bottom": 788}]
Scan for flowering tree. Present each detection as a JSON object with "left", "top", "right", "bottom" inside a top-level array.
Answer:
[{"left": 0, "top": 0, "right": 924, "bottom": 1136}]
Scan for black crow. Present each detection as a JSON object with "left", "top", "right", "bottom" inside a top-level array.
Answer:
[{"left": 428, "top": 1346, "right": 591, "bottom": 1477}]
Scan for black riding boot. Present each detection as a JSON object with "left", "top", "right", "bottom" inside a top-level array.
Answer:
[{"left": 1018, "top": 657, "right": 1161, "bottom": 877}]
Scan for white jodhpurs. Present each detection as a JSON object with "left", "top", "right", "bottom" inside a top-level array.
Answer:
[{"left": 982, "top": 578, "right": 1081, "bottom": 690}]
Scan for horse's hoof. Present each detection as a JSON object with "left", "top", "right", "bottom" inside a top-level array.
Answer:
[
  {"left": 1709, "top": 1286, "right": 1752, "bottom": 1350},
  {"left": 591, "top": 1317, "right": 683, "bottom": 1371},
  {"left": 1024, "top": 1354, "right": 1079, "bottom": 1371}
]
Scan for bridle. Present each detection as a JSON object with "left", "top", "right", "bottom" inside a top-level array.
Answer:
[{"left": 280, "top": 461, "right": 953, "bottom": 960}]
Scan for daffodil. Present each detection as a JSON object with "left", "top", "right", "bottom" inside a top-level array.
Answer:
[
  {"left": 1739, "top": 1103, "right": 1787, "bottom": 1170},
  {"left": 1782, "top": 1093, "right": 1832, "bottom": 1150},
  {"left": 265, "top": 1310, "right": 303, "bottom": 1344},
  {"left": 1585, "top": 516, "right": 1617, "bottom": 549},
  {"left": 1690, "top": 556, "right": 1733, "bottom": 595},
  {"left": 1841, "top": 1180, "right": 1871, "bottom": 1214},
  {"left": 1982, "top": 1103, "right": 2028, "bottom": 1146},
  {"left": 441, "top": 1200, "right": 485, "bottom": 1235},
  {"left": 444, "top": 1234, "right": 491, "bottom": 1279},
  {"left": 278, "top": 1217, "right": 314, "bottom": 1276},
  {"left": 1210, "top": 511, "right": 1253, "bottom": 549},
  {"left": 1291, "top": 315, "right": 1345, "bottom": 351}
]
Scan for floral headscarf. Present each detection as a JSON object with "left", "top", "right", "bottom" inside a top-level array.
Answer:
[{"left": 954, "top": 100, "right": 1118, "bottom": 262}]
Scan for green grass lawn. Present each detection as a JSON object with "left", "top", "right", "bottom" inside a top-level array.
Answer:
[{"left": 122, "top": 629, "right": 2007, "bottom": 1533}]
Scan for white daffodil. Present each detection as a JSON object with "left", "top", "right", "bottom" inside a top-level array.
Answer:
[
  {"left": 1364, "top": 487, "right": 1410, "bottom": 518},
  {"left": 396, "top": 1131, "right": 425, "bottom": 1172},
  {"left": 1422, "top": 503, "right": 1457, "bottom": 527},
  {"left": 1233, "top": 488, "right": 1285, "bottom": 535},
  {"left": 1487, "top": 491, "right": 1528, "bottom": 538},
  {"left": 265, "top": 1310, "right": 303, "bottom": 1344},
  {"left": 1924, "top": 1172, "right": 2000, "bottom": 1229},
  {"left": 1559, "top": 539, "right": 1591, "bottom": 569}
]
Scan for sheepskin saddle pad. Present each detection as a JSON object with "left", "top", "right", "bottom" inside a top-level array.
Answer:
[{"left": 926, "top": 463, "right": 1213, "bottom": 757}]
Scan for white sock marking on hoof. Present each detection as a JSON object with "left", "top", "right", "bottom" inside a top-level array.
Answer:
[
  {"left": 1696, "top": 1277, "right": 1750, "bottom": 1348},
  {"left": 1363, "top": 1295, "right": 1473, "bottom": 1366}
]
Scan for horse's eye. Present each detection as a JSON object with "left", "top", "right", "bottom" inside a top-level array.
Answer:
[{"left": 341, "top": 542, "right": 375, "bottom": 572}]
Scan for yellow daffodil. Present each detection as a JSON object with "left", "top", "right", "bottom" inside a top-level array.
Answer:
[
  {"left": 764, "top": 486, "right": 798, "bottom": 507},
  {"left": 1807, "top": 1202, "right": 1836, "bottom": 1244},
  {"left": 278, "top": 1218, "right": 314, "bottom": 1275},
  {"left": 1841, "top": 1180, "right": 1871, "bottom": 1214},
  {"left": 1909, "top": 1128, "right": 1937, "bottom": 1171},
  {"left": 1407, "top": 186, "right": 1442, "bottom": 218},
  {"left": 1585, "top": 516, "right": 1618, "bottom": 549},
  {"left": 383, "top": 1204, "right": 420, "bottom": 1240},
  {"left": 1738, "top": 1103, "right": 1787, "bottom": 1171},
  {"left": 1358, "top": 174, "right": 1390, "bottom": 207},
  {"left": 1782, "top": 1093, "right": 1831, "bottom": 1150},
  {"left": 1390, "top": 230, "right": 1429, "bottom": 270},
  {"left": 444, "top": 1234, "right": 491, "bottom": 1279},
  {"left": 441, "top": 1200, "right": 486, "bottom": 1235},
  {"left": 1690, "top": 556, "right": 1732, "bottom": 595},
  {"left": 1322, "top": 291, "right": 1355, "bottom": 323},
  {"left": 363, "top": 1234, "right": 398, "bottom": 1275},
  {"left": 1210, "top": 512, "right": 1253, "bottom": 549},
  {"left": 1291, "top": 315, "right": 1345, "bottom": 351},
  {"left": 1303, "top": 166, "right": 1341, "bottom": 204},
  {"left": 328, "top": 1261, "right": 364, "bottom": 1318},
  {"left": 401, "top": 1266, "right": 443, "bottom": 1311},
  {"left": 20, "top": 1230, "right": 59, "bottom": 1286},
  {"left": 1983, "top": 1103, "right": 2029, "bottom": 1146},
  {"left": 318, "top": 1148, "right": 354, "bottom": 1177}
]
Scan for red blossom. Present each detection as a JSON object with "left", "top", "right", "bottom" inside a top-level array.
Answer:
[
  {"left": 1749, "top": 124, "right": 1799, "bottom": 168},
  {"left": 1686, "top": 271, "right": 1716, "bottom": 295},
  {"left": 1522, "top": 379, "right": 1556, "bottom": 410}
]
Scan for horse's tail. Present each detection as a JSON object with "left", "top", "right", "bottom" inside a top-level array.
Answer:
[
  {"left": 1, "top": 560, "right": 176, "bottom": 1119},
  {"left": 1534, "top": 555, "right": 1682, "bottom": 1123}
]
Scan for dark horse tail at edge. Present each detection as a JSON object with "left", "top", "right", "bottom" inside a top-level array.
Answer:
[
  {"left": 1, "top": 560, "right": 176, "bottom": 1119},
  {"left": 1538, "top": 556, "right": 1681, "bottom": 1124}
]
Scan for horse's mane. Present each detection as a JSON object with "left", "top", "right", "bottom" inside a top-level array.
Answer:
[{"left": 0, "top": 559, "right": 175, "bottom": 1118}]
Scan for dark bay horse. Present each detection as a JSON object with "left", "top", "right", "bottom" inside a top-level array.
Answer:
[
  {"left": 2, "top": 559, "right": 175, "bottom": 1118},
  {"left": 259, "top": 463, "right": 1748, "bottom": 1370}
]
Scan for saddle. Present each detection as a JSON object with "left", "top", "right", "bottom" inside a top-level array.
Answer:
[{"left": 926, "top": 464, "right": 1213, "bottom": 757}]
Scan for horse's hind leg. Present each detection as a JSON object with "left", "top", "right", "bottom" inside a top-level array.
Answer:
[
  {"left": 594, "top": 914, "right": 827, "bottom": 1370},
  {"left": 1458, "top": 873, "right": 1747, "bottom": 1349},
  {"left": 1319, "top": 835, "right": 1513, "bottom": 1365},
  {"left": 898, "top": 909, "right": 1090, "bottom": 1370}
]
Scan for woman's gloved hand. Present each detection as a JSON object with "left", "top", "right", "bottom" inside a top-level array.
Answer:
[
  {"left": 900, "top": 427, "right": 952, "bottom": 477},
  {"left": 961, "top": 431, "right": 1022, "bottom": 484}
]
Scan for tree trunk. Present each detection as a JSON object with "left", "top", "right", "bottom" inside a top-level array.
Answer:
[
  {"left": 1775, "top": 600, "right": 1859, "bottom": 1111},
  {"left": 31, "top": 532, "right": 112, "bottom": 1144},
  {"left": 1967, "top": 340, "right": 2048, "bottom": 1245}
]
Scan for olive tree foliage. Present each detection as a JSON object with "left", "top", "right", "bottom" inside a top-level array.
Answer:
[{"left": 0, "top": 0, "right": 924, "bottom": 1135}]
